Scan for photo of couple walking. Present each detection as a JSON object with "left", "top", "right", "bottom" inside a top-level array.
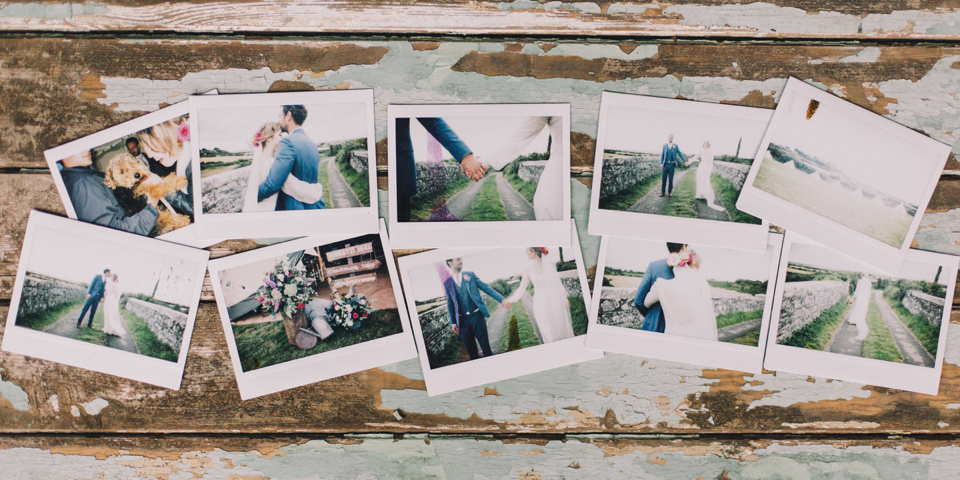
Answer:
[
  {"left": 46, "top": 110, "right": 195, "bottom": 241},
  {"left": 392, "top": 110, "right": 567, "bottom": 224},
  {"left": 407, "top": 246, "right": 588, "bottom": 370},
  {"left": 197, "top": 101, "right": 371, "bottom": 215}
]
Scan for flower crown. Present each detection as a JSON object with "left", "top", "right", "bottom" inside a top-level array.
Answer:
[
  {"left": 177, "top": 123, "right": 190, "bottom": 142},
  {"left": 252, "top": 131, "right": 264, "bottom": 148},
  {"left": 538, "top": 247, "right": 549, "bottom": 255}
]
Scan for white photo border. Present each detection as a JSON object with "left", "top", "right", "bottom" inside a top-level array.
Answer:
[
  {"left": 762, "top": 232, "right": 958, "bottom": 395},
  {"left": 397, "top": 220, "right": 602, "bottom": 396},
  {"left": 585, "top": 233, "right": 784, "bottom": 374},
  {"left": 387, "top": 103, "right": 572, "bottom": 249},
  {"left": 737, "top": 77, "right": 952, "bottom": 274},
  {"left": 207, "top": 218, "right": 417, "bottom": 400},
  {"left": 1, "top": 211, "right": 209, "bottom": 390},
  {"left": 588, "top": 91, "right": 771, "bottom": 251},
  {"left": 43, "top": 100, "right": 217, "bottom": 248},
  {"left": 190, "top": 89, "right": 379, "bottom": 240}
]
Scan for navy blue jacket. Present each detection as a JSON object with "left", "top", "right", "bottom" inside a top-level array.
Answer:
[
  {"left": 87, "top": 274, "right": 106, "bottom": 299},
  {"left": 444, "top": 271, "right": 505, "bottom": 328},
  {"left": 395, "top": 118, "right": 473, "bottom": 200},
  {"left": 258, "top": 128, "right": 326, "bottom": 210},
  {"left": 660, "top": 143, "right": 685, "bottom": 166},
  {"left": 633, "top": 259, "right": 674, "bottom": 333}
]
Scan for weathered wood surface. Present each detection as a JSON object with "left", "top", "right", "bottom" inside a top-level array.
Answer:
[
  {"left": 5, "top": 0, "right": 960, "bottom": 40},
  {"left": 2, "top": 434, "right": 960, "bottom": 478},
  {"left": 3, "top": 37, "right": 960, "bottom": 447}
]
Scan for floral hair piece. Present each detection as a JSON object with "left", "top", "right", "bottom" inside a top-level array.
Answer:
[
  {"left": 177, "top": 123, "right": 190, "bottom": 142},
  {"left": 252, "top": 131, "right": 264, "bottom": 148},
  {"left": 538, "top": 247, "right": 549, "bottom": 255},
  {"left": 666, "top": 253, "right": 693, "bottom": 268}
]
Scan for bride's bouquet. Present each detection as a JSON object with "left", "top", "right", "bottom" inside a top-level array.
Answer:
[
  {"left": 327, "top": 289, "right": 374, "bottom": 330},
  {"left": 255, "top": 262, "right": 315, "bottom": 318}
]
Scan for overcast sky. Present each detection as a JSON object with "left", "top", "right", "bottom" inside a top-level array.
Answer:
[
  {"left": 24, "top": 226, "right": 200, "bottom": 306},
  {"left": 407, "top": 116, "right": 550, "bottom": 164},
  {"left": 604, "top": 237, "right": 774, "bottom": 283},
  {"left": 198, "top": 102, "right": 367, "bottom": 153},
  {"left": 768, "top": 94, "right": 941, "bottom": 204},
  {"left": 602, "top": 105, "right": 769, "bottom": 158},
  {"left": 788, "top": 242, "right": 945, "bottom": 284},
  {"left": 408, "top": 246, "right": 574, "bottom": 302}
]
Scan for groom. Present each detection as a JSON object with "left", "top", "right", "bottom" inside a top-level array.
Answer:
[
  {"left": 443, "top": 257, "right": 512, "bottom": 359},
  {"left": 633, "top": 243, "right": 687, "bottom": 332},
  {"left": 76, "top": 268, "right": 109, "bottom": 328},
  {"left": 258, "top": 104, "right": 326, "bottom": 210},
  {"left": 660, "top": 134, "right": 685, "bottom": 197}
]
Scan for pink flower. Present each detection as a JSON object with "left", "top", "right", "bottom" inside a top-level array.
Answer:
[
  {"left": 352, "top": 313, "right": 359, "bottom": 319},
  {"left": 177, "top": 123, "right": 190, "bottom": 142}
]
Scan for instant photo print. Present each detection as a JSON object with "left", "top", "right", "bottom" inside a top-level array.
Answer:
[
  {"left": 2, "top": 211, "right": 209, "bottom": 390},
  {"left": 737, "top": 77, "right": 951, "bottom": 274},
  {"left": 398, "top": 220, "right": 601, "bottom": 396},
  {"left": 589, "top": 92, "right": 772, "bottom": 251},
  {"left": 190, "top": 89, "right": 378, "bottom": 239},
  {"left": 208, "top": 220, "right": 416, "bottom": 400},
  {"left": 586, "top": 233, "right": 783, "bottom": 374},
  {"left": 763, "top": 233, "right": 957, "bottom": 395},
  {"left": 387, "top": 103, "right": 572, "bottom": 249}
]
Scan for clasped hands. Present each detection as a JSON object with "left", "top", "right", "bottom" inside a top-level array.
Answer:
[{"left": 460, "top": 153, "right": 487, "bottom": 181}]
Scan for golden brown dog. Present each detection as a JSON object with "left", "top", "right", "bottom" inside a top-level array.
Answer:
[{"left": 103, "top": 153, "right": 191, "bottom": 236}]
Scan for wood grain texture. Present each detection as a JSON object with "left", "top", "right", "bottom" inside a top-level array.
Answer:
[
  {"left": 2, "top": 37, "right": 960, "bottom": 444},
  {"left": 4, "top": 0, "right": 960, "bottom": 40}
]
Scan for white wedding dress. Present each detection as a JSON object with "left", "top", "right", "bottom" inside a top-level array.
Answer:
[
  {"left": 101, "top": 278, "right": 126, "bottom": 337},
  {"left": 689, "top": 148, "right": 725, "bottom": 211},
  {"left": 242, "top": 149, "right": 325, "bottom": 212},
  {"left": 646, "top": 265, "right": 719, "bottom": 341},
  {"left": 506, "top": 258, "right": 575, "bottom": 343},
  {"left": 482, "top": 116, "right": 564, "bottom": 221},
  {"left": 847, "top": 277, "right": 871, "bottom": 340}
]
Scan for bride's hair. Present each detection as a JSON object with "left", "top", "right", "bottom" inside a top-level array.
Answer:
[
  {"left": 253, "top": 122, "right": 283, "bottom": 150},
  {"left": 688, "top": 250, "right": 701, "bottom": 270},
  {"left": 140, "top": 116, "right": 187, "bottom": 157},
  {"left": 528, "top": 247, "right": 547, "bottom": 258}
]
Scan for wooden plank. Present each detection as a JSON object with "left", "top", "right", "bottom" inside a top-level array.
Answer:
[
  {"left": 3, "top": 0, "right": 960, "bottom": 40},
  {"left": 325, "top": 243, "right": 374, "bottom": 262},
  {"left": 330, "top": 272, "right": 378, "bottom": 289},
  {"left": 326, "top": 259, "right": 382, "bottom": 277}
]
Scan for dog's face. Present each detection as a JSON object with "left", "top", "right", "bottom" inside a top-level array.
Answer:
[{"left": 103, "top": 153, "right": 151, "bottom": 190}]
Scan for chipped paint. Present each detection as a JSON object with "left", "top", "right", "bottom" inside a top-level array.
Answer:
[
  {"left": 863, "top": 11, "right": 960, "bottom": 37},
  {"left": 942, "top": 324, "right": 960, "bottom": 366},
  {"left": 497, "top": 0, "right": 602, "bottom": 14},
  {"left": 70, "top": 405, "right": 80, "bottom": 417},
  {"left": 0, "top": 372, "right": 29, "bottom": 412},
  {"left": 80, "top": 398, "right": 109, "bottom": 415},
  {"left": 665, "top": 3, "right": 861, "bottom": 35},
  {"left": 0, "top": 3, "right": 105, "bottom": 19},
  {"left": 781, "top": 421, "right": 881, "bottom": 429},
  {"left": 47, "top": 394, "right": 59, "bottom": 412},
  {"left": 519, "top": 43, "right": 658, "bottom": 61},
  {"left": 741, "top": 371, "right": 873, "bottom": 409},
  {"left": 840, "top": 47, "right": 883, "bottom": 63}
]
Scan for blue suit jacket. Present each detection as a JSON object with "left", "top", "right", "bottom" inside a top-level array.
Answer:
[
  {"left": 633, "top": 259, "right": 674, "bottom": 333},
  {"left": 660, "top": 143, "right": 684, "bottom": 166},
  {"left": 396, "top": 118, "right": 473, "bottom": 200},
  {"left": 87, "top": 274, "right": 106, "bottom": 299},
  {"left": 258, "top": 128, "right": 326, "bottom": 210},
  {"left": 444, "top": 272, "right": 505, "bottom": 328}
]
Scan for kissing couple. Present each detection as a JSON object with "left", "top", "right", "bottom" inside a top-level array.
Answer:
[
  {"left": 633, "top": 242, "right": 719, "bottom": 341},
  {"left": 441, "top": 248, "right": 576, "bottom": 360},
  {"left": 75, "top": 268, "right": 126, "bottom": 337},
  {"left": 243, "top": 104, "right": 326, "bottom": 213}
]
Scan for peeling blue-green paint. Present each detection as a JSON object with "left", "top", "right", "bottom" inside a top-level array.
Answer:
[
  {"left": 497, "top": 0, "right": 602, "bottom": 14},
  {"left": 666, "top": 3, "right": 862, "bottom": 35},
  {"left": 0, "top": 2, "right": 105, "bottom": 19},
  {"left": 863, "top": 11, "right": 960, "bottom": 36},
  {"left": 0, "top": 372, "right": 29, "bottom": 412},
  {"left": 520, "top": 43, "right": 658, "bottom": 61},
  {"left": 840, "top": 47, "right": 882, "bottom": 63}
]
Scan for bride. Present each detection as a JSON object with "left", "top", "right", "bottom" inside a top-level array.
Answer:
[
  {"left": 243, "top": 122, "right": 325, "bottom": 212},
  {"left": 101, "top": 273, "right": 126, "bottom": 337},
  {"left": 480, "top": 116, "right": 564, "bottom": 221},
  {"left": 685, "top": 141, "right": 725, "bottom": 212},
  {"left": 847, "top": 274, "right": 871, "bottom": 340},
  {"left": 504, "top": 247, "right": 575, "bottom": 343},
  {"left": 644, "top": 250, "right": 719, "bottom": 341}
]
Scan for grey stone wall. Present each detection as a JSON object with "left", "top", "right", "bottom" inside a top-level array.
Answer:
[
  {"left": 413, "top": 163, "right": 470, "bottom": 199},
  {"left": 711, "top": 290, "right": 766, "bottom": 316},
  {"left": 597, "top": 286, "right": 766, "bottom": 330},
  {"left": 125, "top": 298, "right": 187, "bottom": 355},
  {"left": 558, "top": 270, "right": 583, "bottom": 298},
  {"left": 518, "top": 160, "right": 548, "bottom": 183},
  {"left": 599, "top": 154, "right": 661, "bottom": 200},
  {"left": 712, "top": 161, "right": 750, "bottom": 190},
  {"left": 902, "top": 290, "right": 945, "bottom": 327},
  {"left": 349, "top": 150, "right": 369, "bottom": 174},
  {"left": 18, "top": 276, "right": 87, "bottom": 318},
  {"left": 776, "top": 280, "right": 849, "bottom": 343},
  {"left": 418, "top": 304, "right": 462, "bottom": 363},
  {"left": 201, "top": 166, "right": 248, "bottom": 214}
]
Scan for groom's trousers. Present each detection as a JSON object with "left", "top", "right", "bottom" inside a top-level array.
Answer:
[
  {"left": 661, "top": 163, "right": 676, "bottom": 195},
  {"left": 76, "top": 295, "right": 101, "bottom": 328},
  {"left": 459, "top": 310, "right": 494, "bottom": 359}
]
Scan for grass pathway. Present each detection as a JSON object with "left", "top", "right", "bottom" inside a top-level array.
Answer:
[
  {"left": 627, "top": 168, "right": 693, "bottom": 214},
  {"left": 45, "top": 306, "right": 139, "bottom": 354},
  {"left": 429, "top": 175, "right": 488, "bottom": 221},
  {"left": 717, "top": 318, "right": 762, "bottom": 343},
  {"left": 875, "top": 292, "right": 935, "bottom": 367},
  {"left": 494, "top": 173, "right": 536, "bottom": 221},
  {"left": 324, "top": 156, "right": 363, "bottom": 208}
]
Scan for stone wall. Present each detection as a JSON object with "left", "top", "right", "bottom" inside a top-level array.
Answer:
[
  {"left": 125, "top": 298, "right": 187, "bottom": 355},
  {"left": 712, "top": 161, "right": 750, "bottom": 190},
  {"left": 418, "top": 304, "right": 463, "bottom": 367},
  {"left": 902, "top": 290, "right": 945, "bottom": 327},
  {"left": 711, "top": 290, "right": 766, "bottom": 316},
  {"left": 17, "top": 276, "right": 87, "bottom": 318},
  {"left": 558, "top": 270, "right": 583, "bottom": 298},
  {"left": 776, "top": 280, "right": 849, "bottom": 343},
  {"left": 413, "top": 163, "right": 470, "bottom": 199},
  {"left": 518, "top": 160, "right": 548, "bottom": 183},
  {"left": 201, "top": 166, "right": 248, "bottom": 214},
  {"left": 597, "top": 286, "right": 766, "bottom": 329},
  {"left": 599, "top": 154, "right": 661, "bottom": 200},
  {"left": 350, "top": 150, "right": 369, "bottom": 174}
]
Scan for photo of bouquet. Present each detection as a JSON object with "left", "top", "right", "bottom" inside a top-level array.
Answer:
[
  {"left": 326, "top": 287, "right": 374, "bottom": 330},
  {"left": 255, "top": 262, "right": 315, "bottom": 318}
]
